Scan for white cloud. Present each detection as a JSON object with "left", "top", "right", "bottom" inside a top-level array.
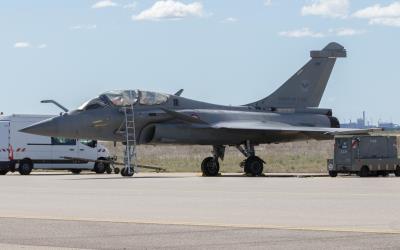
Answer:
[
  {"left": 353, "top": 2, "right": 400, "bottom": 19},
  {"left": 13, "top": 42, "right": 50, "bottom": 49},
  {"left": 14, "top": 42, "right": 31, "bottom": 48},
  {"left": 279, "top": 27, "right": 365, "bottom": 38},
  {"left": 222, "top": 17, "right": 237, "bottom": 23},
  {"left": 37, "top": 44, "right": 47, "bottom": 49},
  {"left": 353, "top": 2, "right": 400, "bottom": 27},
  {"left": 369, "top": 17, "right": 400, "bottom": 27},
  {"left": 70, "top": 24, "right": 97, "bottom": 30},
  {"left": 301, "top": 0, "right": 349, "bottom": 18},
  {"left": 331, "top": 28, "right": 366, "bottom": 36},
  {"left": 133, "top": 0, "right": 203, "bottom": 21},
  {"left": 279, "top": 28, "right": 325, "bottom": 38},
  {"left": 123, "top": 2, "right": 137, "bottom": 10},
  {"left": 92, "top": 0, "right": 118, "bottom": 9},
  {"left": 264, "top": 0, "right": 272, "bottom": 7}
]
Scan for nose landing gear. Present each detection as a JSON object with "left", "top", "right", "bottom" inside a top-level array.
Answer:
[{"left": 201, "top": 145, "right": 225, "bottom": 176}]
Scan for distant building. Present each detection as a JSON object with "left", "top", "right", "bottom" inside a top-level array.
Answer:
[
  {"left": 378, "top": 122, "right": 399, "bottom": 131},
  {"left": 341, "top": 111, "right": 399, "bottom": 131}
]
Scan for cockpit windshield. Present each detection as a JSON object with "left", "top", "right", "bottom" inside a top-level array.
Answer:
[
  {"left": 78, "top": 90, "right": 138, "bottom": 111},
  {"left": 139, "top": 91, "right": 169, "bottom": 105},
  {"left": 77, "top": 90, "right": 169, "bottom": 110},
  {"left": 102, "top": 90, "right": 138, "bottom": 107},
  {"left": 78, "top": 97, "right": 106, "bottom": 111}
]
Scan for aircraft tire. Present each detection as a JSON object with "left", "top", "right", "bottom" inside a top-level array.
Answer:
[
  {"left": 328, "top": 171, "right": 338, "bottom": 177},
  {"left": 244, "top": 156, "right": 264, "bottom": 176},
  {"left": 71, "top": 169, "right": 82, "bottom": 174},
  {"left": 121, "top": 167, "right": 134, "bottom": 177},
  {"left": 395, "top": 166, "right": 400, "bottom": 177},
  {"left": 201, "top": 157, "right": 220, "bottom": 176},
  {"left": 358, "top": 166, "right": 370, "bottom": 178},
  {"left": 114, "top": 167, "right": 120, "bottom": 174},
  {"left": 18, "top": 160, "right": 33, "bottom": 175}
]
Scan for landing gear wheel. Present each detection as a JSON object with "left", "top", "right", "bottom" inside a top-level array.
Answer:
[
  {"left": 71, "top": 169, "right": 82, "bottom": 174},
  {"left": 114, "top": 167, "right": 120, "bottom": 175},
  {"left": 201, "top": 157, "right": 220, "bottom": 176},
  {"left": 328, "top": 171, "right": 338, "bottom": 177},
  {"left": 121, "top": 167, "right": 134, "bottom": 177},
  {"left": 0, "top": 167, "right": 9, "bottom": 175},
  {"left": 18, "top": 161, "right": 33, "bottom": 175},
  {"left": 244, "top": 156, "right": 264, "bottom": 176},
  {"left": 358, "top": 166, "right": 370, "bottom": 178},
  {"left": 395, "top": 166, "right": 400, "bottom": 177},
  {"left": 94, "top": 162, "right": 106, "bottom": 174}
]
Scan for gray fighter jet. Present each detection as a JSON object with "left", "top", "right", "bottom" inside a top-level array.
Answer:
[{"left": 21, "top": 42, "right": 368, "bottom": 176}]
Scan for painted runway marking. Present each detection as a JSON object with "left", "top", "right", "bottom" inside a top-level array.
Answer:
[{"left": 1, "top": 215, "right": 400, "bottom": 235}]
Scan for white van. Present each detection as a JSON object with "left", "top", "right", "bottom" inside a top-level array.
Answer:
[{"left": 0, "top": 114, "right": 111, "bottom": 175}]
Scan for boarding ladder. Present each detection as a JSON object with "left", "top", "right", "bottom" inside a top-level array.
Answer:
[{"left": 123, "top": 104, "right": 138, "bottom": 175}]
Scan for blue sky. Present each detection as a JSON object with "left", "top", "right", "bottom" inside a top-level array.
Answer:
[{"left": 0, "top": 0, "right": 399, "bottom": 125}]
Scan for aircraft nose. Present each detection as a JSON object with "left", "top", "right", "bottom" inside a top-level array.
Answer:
[{"left": 20, "top": 117, "right": 61, "bottom": 137}]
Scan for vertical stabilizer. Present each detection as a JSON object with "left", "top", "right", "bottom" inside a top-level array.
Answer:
[{"left": 248, "top": 42, "right": 346, "bottom": 109}]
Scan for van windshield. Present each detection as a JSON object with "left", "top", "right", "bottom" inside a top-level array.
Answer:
[{"left": 80, "top": 139, "right": 97, "bottom": 148}]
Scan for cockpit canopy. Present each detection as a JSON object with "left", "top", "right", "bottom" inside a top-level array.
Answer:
[{"left": 78, "top": 90, "right": 170, "bottom": 111}]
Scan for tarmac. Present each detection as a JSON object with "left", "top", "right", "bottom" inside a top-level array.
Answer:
[{"left": 1, "top": 172, "right": 400, "bottom": 249}]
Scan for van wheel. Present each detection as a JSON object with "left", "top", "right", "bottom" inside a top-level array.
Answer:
[
  {"left": 377, "top": 171, "right": 388, "bottom": 177},
  {"left": 71, "top": 169, "right": 82, "bottom": 174},
  {"left": 328, "top": 171, "right": 338, "bottom": 177},
  {"left": 19, "top": 161, "right": 33, "bottom": 175},
  {"left": 0, "top": 167, "right": 9, "bottom": 175},
  {"left": 94, "top": 162, "right": 106, "bottom": 174},
  {"left": 358, "top": 166, "right": 370, "bottom": 178},
  {"left": 395, "top": 166, "right": 400, "bottom": 177}
]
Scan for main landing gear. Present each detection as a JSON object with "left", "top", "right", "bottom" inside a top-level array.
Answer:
[
  {"left": 236, "top": 141, "right": 265, "bottom": 176},
  {"left": 200, "top": 141, "right": 265, "bottom": 177}
]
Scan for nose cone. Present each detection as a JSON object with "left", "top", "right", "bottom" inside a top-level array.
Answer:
[{"left": 20, "top": 117, "right": 61, "bottom": 137}]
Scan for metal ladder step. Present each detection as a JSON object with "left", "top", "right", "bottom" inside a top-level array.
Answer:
[{"left": 122, "top": 104, "right": 138, "bottom": 175}]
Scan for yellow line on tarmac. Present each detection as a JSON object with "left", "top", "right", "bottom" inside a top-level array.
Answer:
[{"left": 1, "top": 215, "right": 400, "bottom": 235}]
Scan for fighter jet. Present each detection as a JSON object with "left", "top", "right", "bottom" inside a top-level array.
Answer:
[{"left": 21, "top": 42, "right": 367, "bottom": 176}]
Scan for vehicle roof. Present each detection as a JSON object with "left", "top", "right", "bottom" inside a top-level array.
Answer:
[{"left": 335, "top": 135, "right": 398, "bottom": 139}]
